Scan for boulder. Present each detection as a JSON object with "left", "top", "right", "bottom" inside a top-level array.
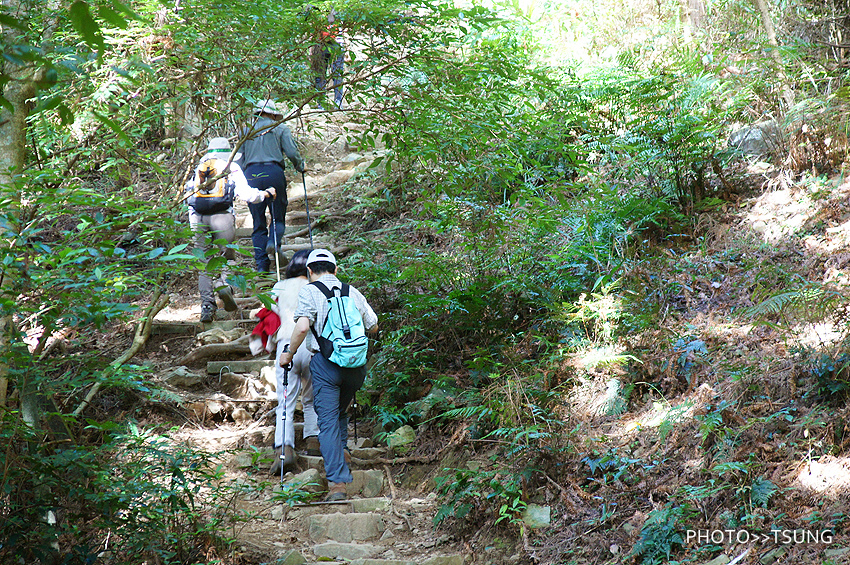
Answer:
[
  {"left": 281, "top": 468, "right": 325, "bottom": 494},
  {"left": 162, "top": 366, "right": 204, "bottom": 388},
  {"left": 729, "top": 120, "right": 782, "bottom": 158},
  {"left": 387, "top": 425, "right": 416, "bottom": 451},
  {"left": 522, "top": 504, "right": 551, "bottom": 529},
  {"left": 197, "top": 326, "right": 246, "bottom": 345}
]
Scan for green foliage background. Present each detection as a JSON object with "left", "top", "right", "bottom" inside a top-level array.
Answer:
[{"left": 2, "top": 0, "right": 849, "bottom": 562}]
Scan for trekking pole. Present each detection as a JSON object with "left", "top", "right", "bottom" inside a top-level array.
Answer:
[
  {"left": 345, "top": 396, "right": 357, "bottom": 445},
  {"left": 301, "top": 170, "right": 314, "bottom": 249},
  {"left": 280, "top": 344, "right": 291, "bottom": 484},
  {"left": 269, "top": 194, "right": 281, "bottom": 282}
]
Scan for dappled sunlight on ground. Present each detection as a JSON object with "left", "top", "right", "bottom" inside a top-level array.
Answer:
[
  {"left": 619, "top": 383, "right": 712, "bottom": 435},
  {"left": 794, "top": 321, "right": 844, "bottom": 348},
  {"left": 154, "top": 303, "right": 200, "bottom": 322},
  {"left": 744, "top": 186, "right": 815, "bottom": 243},
  {"left": 796, "top": 456, "right": 850, "bottom": 496},
  {"left": 154, "top": 289, "right": 202, "bottom": 322}
]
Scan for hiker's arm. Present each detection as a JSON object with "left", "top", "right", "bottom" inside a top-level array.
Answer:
[
  {"left": 280, "top": 126, "right": 305, "bottom": 173},
  {"left": 355, "top": 290, "right": 378, "bottom": 332},
  {"left": 279, "top": 316, "right": 310, "bottom": 367},
  {"left": 231, "top": 164, "right": 274, "bottom": 203}
]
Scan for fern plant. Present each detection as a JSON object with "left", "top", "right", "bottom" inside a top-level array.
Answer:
[
  {"left": 745, "top": 279, "right": 846, "bottom": 335},
  {"left": 629, "top": 504, "right": 689, "bottom": 565}
]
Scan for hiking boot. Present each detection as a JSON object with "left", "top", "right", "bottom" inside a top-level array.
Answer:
[
  {"left": 326, "top": 482, "right": 347, "bottom": 502},
  {"left": 284, "top": 445, "right": 296, "bottom": 470},
  {"left": 217, "top": 285, "right": 237, "bottom": 312},
  {"left": 265, "top": 241, "right": 283, "bottom": 268},
  {"left": 269, "top": 446, "right": 283, "bottom": 476},
  {"left": 304, "top": 436, "right": 321, "bottom": 457},
  {"left": 200, "top": 303, "right": 216, "bottom": 323}
]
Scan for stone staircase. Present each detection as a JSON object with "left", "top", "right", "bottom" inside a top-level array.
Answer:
[{"left": 221, "top": 411, "right": 466, "bottom": 565}]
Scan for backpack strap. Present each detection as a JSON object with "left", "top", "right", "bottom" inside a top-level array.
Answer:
[
  {"left": 310, "top": 280, "right": 334, "bottom": 299},
  {"left": 309, "top": 281, "right": 352, "bottom": 343},
  {"left": 311, "top": 281, "right": 350, "bottom": 299}
]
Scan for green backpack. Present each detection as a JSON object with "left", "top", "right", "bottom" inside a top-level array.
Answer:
[{"left": 310, "top": 281, "right": 369, "bottom": 368}]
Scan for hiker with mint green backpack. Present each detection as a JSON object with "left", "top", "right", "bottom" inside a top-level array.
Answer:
[{"left": 278, "top": 249, "right": 378, "bottom": 501}]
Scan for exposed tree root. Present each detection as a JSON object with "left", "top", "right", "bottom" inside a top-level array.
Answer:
[
  {"left": 176, "top": 334, "right": 251, "bottom": 366},
  {"left": 73, "top": 288, "right": 169, "bottom": 418}
]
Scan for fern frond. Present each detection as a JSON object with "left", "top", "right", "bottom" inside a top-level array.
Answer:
[
  {"left": 439, "top": 405, "right": 491, "bottom": 421},
  {"left": 745, "top": 284, "right": 845, "bottom": 325}
]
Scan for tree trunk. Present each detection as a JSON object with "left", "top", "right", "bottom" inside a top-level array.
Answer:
[
  {"left": 0, "top": 7, "right": 39, "bottom": 409},
  {"left": 751, "top": 0, "right": 795, "bottom": 108},
  {"left": 678, "top": 0, "right": 705, "bottom": 43},
  {"left": 0, "top": 0, "right": 60, "bottom": 416}
]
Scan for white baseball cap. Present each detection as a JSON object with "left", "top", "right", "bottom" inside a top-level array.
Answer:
[{"left": 306, "top": 248, "right": 336, "bottom": 266}]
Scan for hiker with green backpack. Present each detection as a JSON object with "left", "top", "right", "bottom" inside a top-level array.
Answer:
[
  {"left": 186, "top": 137, "right": 278, "bottom": 323},
  {"left": 278, "top": 249, "right": 378, "bottom": 501}
]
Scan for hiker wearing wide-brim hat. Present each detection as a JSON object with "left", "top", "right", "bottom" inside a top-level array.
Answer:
[
  {"left": 237, "top": 99, "right": 306, "bottom": 274},
  {"left": 186, "top": 137, "right": 278, "bottom": 323},
  {"left": 203, "top": 135, "right": 243, "bottom": 161},
  {"left": 253, "top": 99, "right": 284, "bottom": 118}
]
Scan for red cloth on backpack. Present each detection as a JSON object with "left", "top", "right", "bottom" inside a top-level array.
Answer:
[{"left": 251, "top": 308, "right": 281, "bottom": 353}]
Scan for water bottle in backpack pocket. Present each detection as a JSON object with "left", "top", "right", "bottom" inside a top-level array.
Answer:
[
  {"left": 188, "top": 158, "right": 236, "bottom": 214},
  {"left": 310, "top": 281, "right": 368, "bottom": 368}
]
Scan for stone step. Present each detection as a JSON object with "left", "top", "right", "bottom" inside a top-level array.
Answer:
[
  {"left": 157, "top": 319, "right": 254, "bottom": 333},
  {"left": 280, "top": 557, "right": 464, "bottom": 565},
  {"left": 287, "top": 498, "right": 392, "bottom": 519},
  {"left": 152, "top": 321, "right": 199, "bottom": 335},
  {"left": 277, "top": 468, "right": 385, "bottom": 500},
  {"left": 351, "top": 447, "right": 388, "bottom": 460},
  {"left": 313, "top": 541, "right": 383, "bottom": 562},
  {"left": 287, "top": 188, "right": 320, "bottom": 203},
  {"left": 308, "top": 511, "right": 387, "bottom": 543},
  {"left": 233, "top": 222, "right": 316, "bottom": 239},
  {"left": 283, "top": 236, "right": 335, "bottom": 247},
  {"left": 345, "top": 558, "right": 465, "bottom": 565}
]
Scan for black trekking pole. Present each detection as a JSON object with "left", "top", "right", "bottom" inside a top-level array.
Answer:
[
  {"left": 280, "top": 344, "right": 291, "bottom": 484},
  {"left": 301, "top": 170, "right": 314, "bottom": 249},
  {"left": 269, "top": 194, "right": 281, "bottom": 282}
]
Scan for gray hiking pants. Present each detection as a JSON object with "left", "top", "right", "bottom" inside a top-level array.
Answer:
[{"left": 189, "top": 208, "right": 235, "bottom": 308}]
